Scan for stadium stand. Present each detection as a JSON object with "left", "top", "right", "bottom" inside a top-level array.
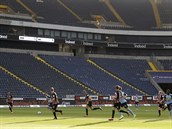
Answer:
[
  {"left": 159, "top": 59, "right": 172, "bottom": 70},
  {"left": 40, "top": 55, "right": 144, "bottom": 95},
  {"left": 149, "top": 72, "right": 172, "bottom": 83},
  {"left": 1, "top": 0, "right": 167, "bottom": 30},
  {"left": 61, "top": 0, "right": 131, "bottom": 29},
  {"left": 0, "top": 0, "right": 172, "bottom": 108},
  {"left": 0, "top": 0, "right": 28, "bottom": 14},
  {"left": 0, "top": 69, "right": 44, "bottom": 98},
  {"left": 62, "top": 0, "right": 118, "bottom": 22},
  {"left": 157, "top": 0, "right": 172, "bottom": 25},
  {"left": 91, "top": 58, "right": 158, "bottom": 95},
  {"left": 20, "top": 0, "right": 86, "bottom": 26},
  {"left": 0, "top": 52, "right": 87, "bottom": 98},
  {"left": 0, "top": 0, "right": 34, "bottom": 22},
  {"left": 111, "top": 0, "right": 156, "bottom": 30}
]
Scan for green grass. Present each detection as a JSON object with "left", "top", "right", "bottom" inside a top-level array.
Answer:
[{"left": 0, "top": 106, "right": 171, "bottom": 129}]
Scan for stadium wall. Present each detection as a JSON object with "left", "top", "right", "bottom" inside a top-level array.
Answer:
[{"left": 0, "top": 95, "right": 159, "bottom": 106}]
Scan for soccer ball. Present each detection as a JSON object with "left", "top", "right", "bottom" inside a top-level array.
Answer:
[{"left": 37, "top": 111, "right": 41, "bottom": 115}]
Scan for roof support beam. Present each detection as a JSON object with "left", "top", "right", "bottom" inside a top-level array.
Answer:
[
  {"left": 57, "top": 0, "right": 82, "bottom": 21},
  {"left": 16, "top": 0, "right": 37, "bottom": 22},
  {"left": 150, "top": 0, "right": 161, "bottom": 27},
  {"left": 103, "top": 0, "right": 126, "bottom": 25}
]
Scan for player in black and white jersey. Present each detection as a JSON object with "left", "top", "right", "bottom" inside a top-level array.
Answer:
[
  {"left": 6, "top": 92, "right": 13, "bottom": 113},
  {"left": 50, "top": 87, "right": 63, "bottom": 119},
  {"left": 83, "top": 90, "right": 102, "bottom": 117},
  {"left": 108, "top": 85, "right": 129, "bottom": 121},
  {"left": 157, "top": 91, "right": 165, "bottom": 116}
]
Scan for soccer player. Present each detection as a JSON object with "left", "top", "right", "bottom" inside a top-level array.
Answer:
[
  {"left": 46, "top": 95, "right": 53, "bottom": 110},
  {"left": 109, "top": 85, "right": 129, "bottom": 121},
  {"left": 119, "top": 86, "right": 136, "bottom": 119},
  {"left": 6, "top": 92, "right": 13, "bottom": 113},
  {"left": 157, "top": 91, "right": 165, "bottom": 116},
  {"left": 163, "top": 89, "right": 172, "bottom": 116},
  {"left": 83, "top": 90, "right": 102, "bottom": 117},
  {"left": 50, "top": 87, "right": 63, "bottom": 119},
  {"left": 134, "top": 94, "right": 139, "bottom": 110}
]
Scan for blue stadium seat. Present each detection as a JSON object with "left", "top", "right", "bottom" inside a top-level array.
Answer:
[
  {"left": 0, "top": 52, "right": 85, "bottom": 98},
  {"left": 40, "top": 55, "right": 142, "bottom": 95},
  {"left": 91, "top": 58, "right": 158, "bottom": 95},
  {"left": 159, "top": 59, "right": 172, "bottom": 70},
  {"left": 0, "top": 69, "right": 44, "bottom": 98}
]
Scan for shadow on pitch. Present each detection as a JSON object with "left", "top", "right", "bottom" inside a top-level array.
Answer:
[
  {"left": 70, "top": 121, "right": 108, "bottom": 127},
  {"left": 2, "top": 119, "right": 53, "bottom": 125},
  {"left": 144, "top": 118, "right": 165, "bottom": 123},
  {"left": 2, "top": 117, "right": 73, "bottom": 125}
]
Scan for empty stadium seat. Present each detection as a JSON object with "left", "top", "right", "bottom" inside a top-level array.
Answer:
[
  {"left": 40, "top": 55, "right": 142, "bottom": 95},
  {"left": 91, "top": 58, "right": 158, "bottom": 95},
  {"left": 0, "top": 52, "right": 86, "bottom": 98},
  {"left": 159, "top": 59, "right": 172, "bottom": 70},
  {"left": 0, "top": 69, "right": 44, "bottom": 98}
]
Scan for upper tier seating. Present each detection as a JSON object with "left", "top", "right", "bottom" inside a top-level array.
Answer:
[
  {"left": 1, "top": 0, "right": 165, "bottom": 30},
  {"left": 0, "top": 0, "right": 28, "bottom": 14},
  {"left": 20, "top": 0, "right": 89, "bottom": 27},
  {"left": 157, "top": 0, "right": 172, "bottom": 24},
  {"left": 62, "top": 0, "right": 118, "bottom": 22},
  {"left": 110, "top": 0, "right": 156, "bottom": 30}
]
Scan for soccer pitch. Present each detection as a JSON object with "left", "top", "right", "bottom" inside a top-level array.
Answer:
[{"left": 0, "top": 106, "right": 171, "bottom": 129}]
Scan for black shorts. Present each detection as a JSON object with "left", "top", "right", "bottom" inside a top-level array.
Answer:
[
  {"left": 113, "top": 102, "right": 120, "bottom": 110},
  {"left": 7, "top": 102, "right": 13, "bottom": 107},
  {"left": 135, "top": 102, "right": 139, "bottom": 105},
  {"left": 120, "top": 102, "right": 128, "bottom": 108},
  {"left": 167, "top": 103, "right": 172, "bottom": 111},
  {"left": 158, "top": 103, "right": 164, "bottom": 109},
  {"left": 87, "top": 101, "right": 92, "bottom": 107},
  {"left": 52, "top": 103, "right": 58, "bottom": 110}
]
